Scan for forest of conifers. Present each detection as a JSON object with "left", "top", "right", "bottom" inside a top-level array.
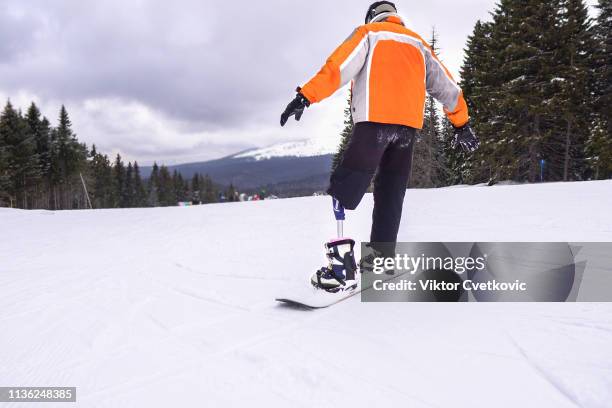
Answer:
[{"left": 0, "top": 103, "right": 233, "bottom": 209}]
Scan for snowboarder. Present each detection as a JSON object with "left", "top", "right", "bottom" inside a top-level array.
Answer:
[{"left": 280, "top": 1, "right": 479, "bottom": 292}]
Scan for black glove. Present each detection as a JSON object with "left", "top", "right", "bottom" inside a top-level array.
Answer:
[
  {"left": 280, "top": 88, "right": 310, "bottom": 127},
  {"left": 452, "top": 123, "right": 480, "bottom": 153}
]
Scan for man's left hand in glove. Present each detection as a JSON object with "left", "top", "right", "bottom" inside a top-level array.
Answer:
[{"left": 280, "top": 88, "right": 311, "bottom": 127}]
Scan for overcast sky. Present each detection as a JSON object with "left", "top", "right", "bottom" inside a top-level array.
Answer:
[{"left": 0, "top": 0, "right": 600, "bottom": 165}]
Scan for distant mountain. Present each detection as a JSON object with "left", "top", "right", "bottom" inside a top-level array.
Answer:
[
  {"left": 233, "top": 138, "right": 338, "bottom": 160},
  {"left": 141, "top": 139, "right": 338, "bottom": 195}
]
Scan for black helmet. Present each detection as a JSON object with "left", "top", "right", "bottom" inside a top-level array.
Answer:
[{"left": 365, "top": 1, "right": 397, "bottom": 24}]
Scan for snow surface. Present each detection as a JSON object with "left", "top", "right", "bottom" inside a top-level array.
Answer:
[
  {"left": 1, "top": 180, "right": 612, "bottom": 408},
  {"left": 233, "top": 138, "right": 338, "bottom": 160}
]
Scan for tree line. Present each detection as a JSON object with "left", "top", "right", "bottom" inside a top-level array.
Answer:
[
  {"left": 456, "top": 0, "right": 611, "bottom": 184},
  {"left": 334, "top": 0, "right": 610, "bottom": 187},
  {"left": 0, "top": 101, "right": 234, "bottom": 209}
]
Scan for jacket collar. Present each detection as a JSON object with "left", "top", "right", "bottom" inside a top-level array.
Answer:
[
  {"left": 386, "top": 15, "right": 404, "bottom": 25},
  {"left": 370, "top": 12, "right": 405, "bottom": 25}
]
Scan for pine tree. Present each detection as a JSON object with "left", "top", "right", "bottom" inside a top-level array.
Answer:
[
  {"left": 332, "top": 92, "right": 354, "bottom": 172},
  {"left": 112, "top": 153, "right": 126, "bottom": 207},
  {"left": 0, "top": 101, "right": 39, "bottom": 207},
  {"left": 37, "top": 118, "right": 52, "bottom": 178},
  {"left": 24, "top": 103, "right": 46, "bottom": 204},
  {"left": 546, "top": 0, "right": 597, "bottom": 181},
  {"left": 202, "top": 174, "right": 217, "bottom": 204},
  {"left": 458, "top": 0, "right": 599, "bottom": 184},
  {"left": 132, "top": 162, "right": 147, "bottom": 207},
  {"left": 148, "top": 162, "right": 160, "bottom": 206},
  {"left": 593, "top": 0, "right": 611, "bottom": 127},
  {"left": 38, "top": 117, "right": 53, "bottom": 206},
  {"left": 0, "top": 102, "right": 18, "bottom": 206},
  {"left": 50, "top": 105, "right": 88, "bottom": 208},
  {"left": 0, "top": 105, "right": 11, "bottom": 205},
  {"left": 60, "top": 106, "right": 87, "bottom": 179},
  {"left": 89, "top": 145, "right": 113, "bottom": 208},
  {"left": 226, "top": 183, "right": 237, "bottom": 202},
  {"left": 449, "top": 20, "right": 493, "bottom": 184},
  {"left": 125, "top": 162, "right": 134, "bottom": 207},
  {"left": 48, "top": 126, "right": 60, "bottom": 207},
  {"left": 52, "top": 106, "right": 70, "bottom": 185},
  {"left": 191, "top": 172, "right": 201, "bottom": 203},
  {"left": 586, "top": 0, "right": 612, "bottom": 179},
  {"left": 496, "top": 0, "right": 561, "bottom": 182},
  {"left": 412, "top": 27, "right": 448, "bottom": 188},
  {"left": 172, "top": 170, "right": 187, "bottom": 203},
  {"left": 157, "top": 165, "right": 174, "bottom": 206},
  {"left": 462, "top": 1, "right": 530, "bottom": 182}
]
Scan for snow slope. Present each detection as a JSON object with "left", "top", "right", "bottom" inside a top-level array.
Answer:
[
  {"left": 233, "top": 138, "right": 338, "bottom": 160},
  {"left": 1, "top": 181, "right": 612, "bottom": 408}
]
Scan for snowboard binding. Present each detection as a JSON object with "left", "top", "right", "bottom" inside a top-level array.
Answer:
[{"left": 311, "top": 238, "right": 358, "bottom": 293}]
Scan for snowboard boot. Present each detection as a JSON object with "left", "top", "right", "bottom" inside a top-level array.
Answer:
[
  {"left": 360, "top": 243, "right": 396, "bottom": 275},
  {"left": 311, "top": 238, "right": 358, "bottom": 293}
]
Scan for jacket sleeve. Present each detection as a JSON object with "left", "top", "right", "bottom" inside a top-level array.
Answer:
[
  {"left": 300, "top": 26, "right": 369, "bottom": 104},
  {"left": 422, "top": 44, "right": 469, "bottom": 127}
]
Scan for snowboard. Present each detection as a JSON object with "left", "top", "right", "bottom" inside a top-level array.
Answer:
[
  {"left": 275, "top": 282, "right": 361, "bottom": 309},
  {"left": 275, "top": 269, "right": 407, "bottom": 309}
]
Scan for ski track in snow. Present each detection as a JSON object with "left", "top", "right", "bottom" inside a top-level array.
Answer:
[
  {"left": 1, "top": 181, "right": 611, "bottom": 407},
  {"left": 505, "top": 333, "right": 582, "bottom": 408}
]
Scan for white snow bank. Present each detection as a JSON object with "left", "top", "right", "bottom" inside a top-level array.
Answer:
[{"left": 1, "top": 180, "right": 611, "bottom": 407}]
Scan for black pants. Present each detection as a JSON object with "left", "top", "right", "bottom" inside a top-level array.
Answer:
[{"left": 328, "top": 122, "right": 416, "bottom": 243}]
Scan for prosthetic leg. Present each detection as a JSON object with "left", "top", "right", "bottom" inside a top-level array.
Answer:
[{"left": 311, "top": 198, "right": 358, "bottom": 293}]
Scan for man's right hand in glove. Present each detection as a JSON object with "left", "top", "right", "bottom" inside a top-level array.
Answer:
[
  {"left": 452, "top": 123, "right": 480, "bottom": 153},
  {"left": 280, "top": 89, "right": 310, "bottom": 127}
]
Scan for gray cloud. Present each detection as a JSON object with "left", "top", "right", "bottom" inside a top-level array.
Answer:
[
  {"left": 0, "top": 0, "right": 346, "bottom": 127},
  {"left": 0, "top": 0, "right": 600, "bottom": 164},
  {"left": 0, "top": 4, "right": 41, "bottom": 63}
]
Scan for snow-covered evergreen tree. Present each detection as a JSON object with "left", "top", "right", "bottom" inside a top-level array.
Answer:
[
  {"left": 89, "top": 145, "right": 114, "bottom": 208},
  {"left": 332, "top": 92, "right": 353, "bottom": 172},
  {"left": 453, "top": 20, "right": 493, "bottom": 184},
  {"left": 112, "top": 154, "right": 126, "bottom": 207},
  {"left": 148, "top": 162, "right": 160, "bottom": 207},
  {"left": 586, "top": 0, "right": 612, "bottom": 179},
  {"left": 125, "top": 162, "right": 135, "bottom": 207},
  {"left": 132, "top": 162, "right": 148, "bottom": 207},
  {"left": 0, "top": 101, "right": 39, "bottom": 207},
  {"left": 412, "top": 28, "right": 447, "bottom": 188},
  {"left": 459, "top": 0, "right": 602, "bottom": 183},
  {"left": 546, "top": 0, "right": 596, "bottom": 181}
]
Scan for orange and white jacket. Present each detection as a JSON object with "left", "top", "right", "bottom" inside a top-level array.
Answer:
[{"left": 300, "top": 15, "right": 469, "bottom": 129}]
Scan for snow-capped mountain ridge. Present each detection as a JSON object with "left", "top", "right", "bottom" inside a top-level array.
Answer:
[
  {"left": 233, "top": 138, "right": 339, "bottom": 161},
  {"left": 141, "top": 138, "right": 339, "bottom": 191}
]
